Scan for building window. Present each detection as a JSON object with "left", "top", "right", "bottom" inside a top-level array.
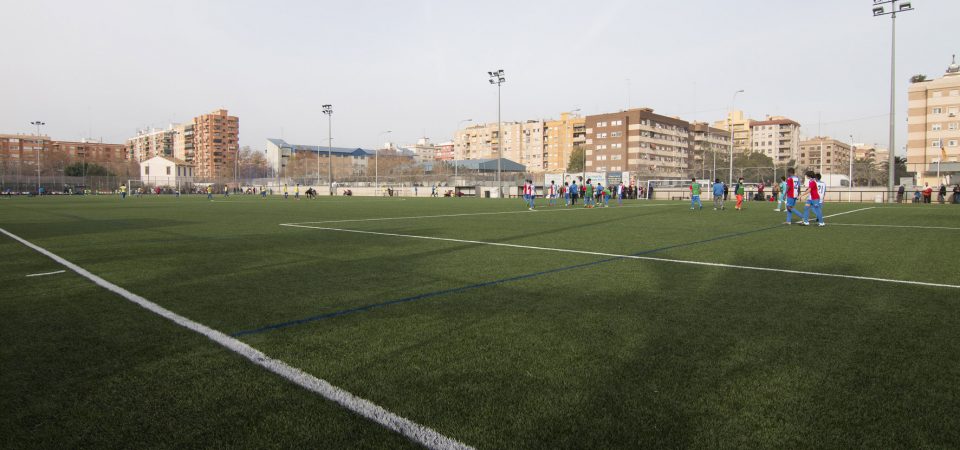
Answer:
[
  {"left": 949, "top": 123, "right": 958, "bottom": 131},
  {"left": 932, "top": 140, "right": 941, "bottom": 148},
  {"left": 611, "top": 120, "right": 623, "bottom": 126},
  {"left": 611, "top": 143, "right": 622, "bottom": 149},
  {"left": 950, "top": 140, "right": 958, "bottom": 147},
  {"left": 166, "top": 166, "right": 171, "bottom": 175},
  {"left": 610, "top": 131, "right": 622, "bottom": 138},
  {"left": 932, "top": 107, "right": 943, "bottom": 114},
  {"left": 145, "top": 166, "right": 150, "bottom": 175},
  {"left": 933, "top": 124, "right": 942, "bottom": 131},
  {"left": 597, "top": 133, "right": 607, "bottom": 138}
]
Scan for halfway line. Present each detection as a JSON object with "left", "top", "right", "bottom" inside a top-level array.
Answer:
[
  {"left": 280, "top": 223, "right": 959, "bottom": 290},
  {"left": 0, "top": 228, "right": 472, "bottom": 450}
]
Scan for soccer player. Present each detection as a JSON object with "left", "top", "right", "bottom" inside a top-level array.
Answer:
[
  {"left": 119, "top": 184, "right": 127, "bottom": 199},
  {"left": 735, "top": 177, "right": 745, "bottom": 211},
  {"left": 206, "top": 185, "right": 213, "bottom": 200},
  {"left": 602, "top": 185, "right": 610, "bottom": 207},
  {"left": 283, "top": 184, "right": 288, "bottom": 199},
  {"left": 814, "top": 173, "right": 827, "bottom": 226},
  {"left": 616, "top": 182, "right": 624, "bottom": 206},
  {"left": 295, "top": 183, "right": 300, "bottom": 200},
  {"left": 784, "top": 168, "right": 805, "bottom": 224},
  {"left": 569, "top": 180, "right": 578, "bottom": 206},
  {"left": 690, "top": 178, "right": 703, "bottom": 210},
  {"left": 800, "top": 171, "right": 823, "bottom": 226},
  {"left": 563, "top": 182, "right": 570, "bottom": 206},
  {"left": 775, "top": 176, "right": 787, "bottom": 212},
  {"left": 712, "top": 178, "right": 725, "bottom": 210},
  {"left": 547, "top": 180, "right": 557, "bottom": 207},
  {"left": 523, "top": 180, "right": 535, "bottom": 210},
  {"left": 584, "top": 180, "right": 594, "bottom": 208}
]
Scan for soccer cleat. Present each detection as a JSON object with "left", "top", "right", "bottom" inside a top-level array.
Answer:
[
  {"left": 774, "top": 209, "right": 781, "bottom": 212},
  {"left": 783, "top": 221, "right": 791, "bottom": 225},
  {"left": 818, "top": 222, "right": 826, "bottom": 227},
  {"left": 801, "top": 221, "right": 809, "bottom": 226}
]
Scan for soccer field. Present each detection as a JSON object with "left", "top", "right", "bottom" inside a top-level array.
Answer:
[{"left": 2, "top": 194, "right": 959, "bottom": 449}]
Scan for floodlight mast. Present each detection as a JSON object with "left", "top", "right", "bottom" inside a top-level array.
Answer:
[
  {"left": 322, "top": 105, "right": 333, "bottom": 193},
  {"left": 871, "top": 0, "right": 914, "bottom": 200},
  {"left": 31, "top": 121, "right": 44, "bottom": 194},
  {"left": 488, "top": 69, "right": 505, "bottom": 197}
]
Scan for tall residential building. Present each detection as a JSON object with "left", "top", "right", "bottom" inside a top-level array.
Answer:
[
  {"left": 192, "top": 109, "right": 239, "bottom": 179},
  {"left": 172, "top": 123, "right": 195, "bottom": 164},
  {"left": 453, "top": 121, "right": 545, "bottom": 172},
  {"left": 750, "top": 116, "right": 801, "bottom": 163},
  {"left": 543, "top": 112, "right": 586, "bottom": 173},
  {"left": 585, "top": 108, "right": 690, "bottom": 178},
  {"left": 127, "top": 127, "right": 175, "bottom": 162},
  {"left": 690, "top": 122, "right": 731, "bottom": 178},
  {"left": 713, "top": 110, "right": 753, "bottom": 153},
  {"left": 799, "top": 137, "right": 851, "bottom": 175},
  {"left": 907, "top": 55, "right": 960, "bottom": 185}
]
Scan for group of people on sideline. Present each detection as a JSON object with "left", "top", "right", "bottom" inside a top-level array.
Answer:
[{"left": 522, "top": 178, "right": 628, "bottom": 211}]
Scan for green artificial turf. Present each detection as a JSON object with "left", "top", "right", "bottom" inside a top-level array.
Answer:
[{"left": 1, "top": 194, "right": 958, "bottom": 449}]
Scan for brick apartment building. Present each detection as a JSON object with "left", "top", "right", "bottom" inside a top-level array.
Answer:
[
  {"left": 191, "top": 109, "right": 239, "bottom": 179},
  {"left": 585, "top": 108, "right": 690, "bottom": 178},
  {"left": 1, "top": 133, "right": 129, "bottom": 175}
]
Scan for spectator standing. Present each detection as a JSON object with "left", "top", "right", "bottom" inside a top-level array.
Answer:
[
  {"left": 938, "top": 184, "right": 947, "bottom": 204},
  {"left": 923, "top": 183, "right": 933, "bottom": 203}
]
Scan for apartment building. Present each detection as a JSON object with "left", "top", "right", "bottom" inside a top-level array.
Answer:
[
  {"left": 404, "top": 138, "right": 439, "bottom": 164},
  {"left": 127, "top": 127, "right": 175, "bottom": 162},
  {"left": 907, "top": 55, "right": 960, "bottom": 185},
  {"left": 750, "top": 116, "right": 801, "bottom": 163},
  {"left": 799, "top": 137, "right": 851, "bottom": 175},
  {"left": 434, "top": 141, "right": 454, "bottom": 161},
  {"left": 690, "top": 122, "right": 731, "bottom": 177},
  {"left": 192, "top": 109, "right": 239, "bottom": 179},
  {"left": 852, "top": 143, "right": 889, "bottom": 163},
  {"left": 172, "top": 123, "right": 195, "bottom": 164},
  {"left": 543, "top": 112, "right": 586, "bottom": 173},
  {"left": 453, "top": 121, "right": 545, "bottom": 172},
  {"left": 0, "top": 134, "right": 128, "bottom": 171},
  {"left": 713, "top": 110, "right": 753, "bottom": 153},
  {"left": 585, "top": 108, "right": 690, "bottom": 178}
]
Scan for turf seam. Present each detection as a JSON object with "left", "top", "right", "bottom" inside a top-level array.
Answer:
[{"left": 0, "top": 227, "right": 474, "bottom": 450}]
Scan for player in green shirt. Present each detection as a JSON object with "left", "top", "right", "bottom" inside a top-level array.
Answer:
[
  {"left": 689, "top": 178, "right": 702, "bottom": 210},
  {"left": 584, "top": 181, "right": 594, "bottom": 208},
  {"left": 735, "top": 177, "right": 745, "bottom": 210}
]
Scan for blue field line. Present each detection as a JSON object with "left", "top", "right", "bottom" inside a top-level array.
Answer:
[{"left": 231, "top": 224, "right": 782, "bottom": 337}]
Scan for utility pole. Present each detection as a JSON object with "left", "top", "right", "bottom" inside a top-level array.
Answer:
[
  {"left": 488, "top": 70, "right": 505, "bottom": 197},
  {"left": 323, "top": 104, "right": 333, "bottom": 194},
  {"left": 31, "top": 121, "right": 45, "bottom": 194}
]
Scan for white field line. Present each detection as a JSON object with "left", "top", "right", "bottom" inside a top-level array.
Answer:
[
  {"left": 823, "top": 207, "right": 876, "bottom": 219},
  {"left": 0, "top": 227, "right": 472, "bottom": 450},
  {"left": 291, "top": 203, "right": 676, "bottom": 225},
  {"left": 280, "top": 223, "right": 960, "bottom": 290},
  {"left": 828, "top": 223, "right": 960, "bottom": 231},
  {"left": 25, "top": 270, "right": 66, "bottom": 277}
]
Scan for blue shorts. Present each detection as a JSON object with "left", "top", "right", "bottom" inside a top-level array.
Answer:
[{"left": 786, "top": 198, "right": 797, "bottom": 207}]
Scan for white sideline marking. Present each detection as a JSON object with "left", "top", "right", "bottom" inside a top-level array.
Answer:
[
  {"left": 829, "top": 223, "right": 960, "bottom": 231},
  {"left": 0, "top": 227, "right": 472, "bottom": 450},
  {"left": 26, "top": 270, "right": 66, "bottom": 277},
  {"left": 292, "top": 203, "right": 676, "bottom": 225},
  {"left": 823, "top": 207, "right": 876, "bottom": 219},
  {"left": 280, "top": 223, "right": 960, "bottom": 290}
]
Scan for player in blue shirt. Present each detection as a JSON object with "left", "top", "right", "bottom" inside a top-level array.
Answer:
[{"left": 712, "top": 179, "right": 725, "bottom": 210}]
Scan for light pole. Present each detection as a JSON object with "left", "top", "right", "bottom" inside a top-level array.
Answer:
[
  {"left": 873, "top": 0, "right": 914, "bottom": 200},
  {"left": 488, "top": 69, "right": 505, "bottom": 197},
  {"left": 375, "top": 130, "right": 391, "bottom": 196},
  {"left": 455, "top": 119, "right": 472, "bottom": 178},
  {"left": 849, "top": 134, "right": 855, "bottom": 191},
  {"left": 31, "top": 121, "right": 44, "bottom": 194},
  {"left": 322, "top": 104, "right": 333, "bottom": 193},
  {"left": 728, "top": 90, "right": 744, "bottom": 185}
]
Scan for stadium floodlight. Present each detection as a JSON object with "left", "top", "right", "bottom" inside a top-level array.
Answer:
[
  {"left": 375, "top": 130, "right": 391, "bottom": 196},
  {"left": 488, "top": 69, "right": 506, "bottom": 197},
  {"left": 727, "top": 90, "right": 744, "bottom": 185},
  {"left": 871, "top": 0, "right": 915, "bottom": 201},
  {"left": 322, "top": 105, "right": 333, "bottom": 193},
  {"left": 30, "top": 121, "right": 44, "bottom": 194}
]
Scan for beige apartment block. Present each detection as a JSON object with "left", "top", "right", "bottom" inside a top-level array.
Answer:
[
  {"left": 192, "top": 109, "right": 239, "bottom": 179},
  {"left": 799, "top": 137, "right": 851, "bottom": 175},
  {"left": 453, "top": 120, "right": 545, "bottom": 172},
  {"left": 750, "top": 116, "right": 801, "bottom": 163},
  {"left": 127, "top": 127, "right": 175, "bottom": 162},
  {"left": 172, "top": 123, "right": 195, "bottom": 164},
  {"left": 585, "top": 108, "right": 690, "bottom": 178},
  {"left": 852, "top": 143, "right": 889, "bottom": 163},
  {"left": 713, "top": 110, "right": 753, "bottom": 153},
  {"left": 543, "top": 112, "right": 586, "bottom": 173},
  {"left": 690, "top": 122, "right": 730, "bottom": 178},
  {"left": 907, "top": 56, "right": 960, "bottom": 185}
]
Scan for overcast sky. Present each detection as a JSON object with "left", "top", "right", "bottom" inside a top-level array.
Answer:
[{"left": 1, "top": 0, "right": 957, "bottom": 154}]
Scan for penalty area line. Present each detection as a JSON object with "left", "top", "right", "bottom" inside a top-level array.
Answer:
[
  {"left": 280, "top": 223, "right": 960, "bottom": 290},
  {"left": 0, "top": 227, "right": 473, "bottom": 450}
]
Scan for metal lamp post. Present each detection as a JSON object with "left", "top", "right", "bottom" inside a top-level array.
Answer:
[
  {"left": 728, "top": 90, "right": 744, "bottom": 185},
  {"left": 849, "top": 134, "right": 855, "bottom": 191},
  {"left": 488, "top": 69, "right": 505, "bottom": 197},
  {"left": 872, "top": 0, "right": 914, "bottom": 201},
  {"left": 375, "top": 130, "right": 391, "bottom": 196},
  {"left": 322, "top": 104, "right": 333, "bottom": 193},
  {"left": 31, "top": 121, "right": 44, "bottom": 194}
]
